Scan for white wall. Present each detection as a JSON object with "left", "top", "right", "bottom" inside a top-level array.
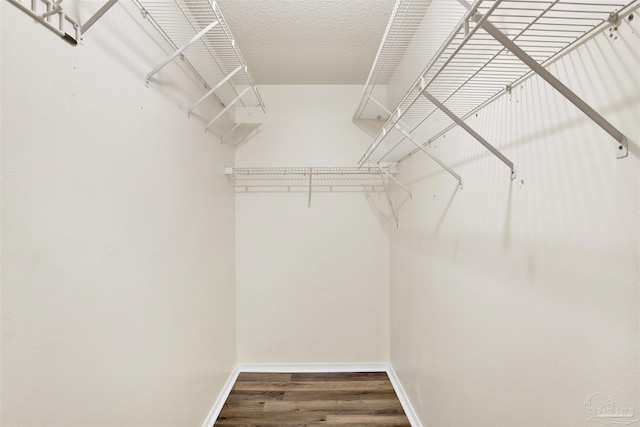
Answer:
[
  {"left": 388, "top": 11, "right": 639, "bottom": 427},
  {"left": 1, "top": 2, "right": 236, "bottom": 426},
  {"left": 235, "top": 85, "right": 390, "bottom": 363}
]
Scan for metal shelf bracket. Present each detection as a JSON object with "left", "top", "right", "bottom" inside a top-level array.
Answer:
[
  {"left": 382, "top": 179, "right": 399, "bottom": 228},
  {"left": 422, "top": 90, "right": 516, "bottom": 179},
  {"left": 146, "top": 19, "right": 220, "bottom": 84},
  {"left": 395, "top": 125, "right": 464, "bottom": 187},
  {"left": 80, "top": 0, "right": 119, "bottom": 36},
  {"left": 308, "top": 168, "right": 313, "bottom": 207},
  {"left": 363, "top": 95, "right": 463, "bottom": 187},
  {"left": 378, "top": 165, "right": 412, "bottom": 199},
  {"left": 188, "top": 65, "right": 243, "bottom": 117},
  {"left": 205, "top": 86, "right": 252, "bottom": 131}
]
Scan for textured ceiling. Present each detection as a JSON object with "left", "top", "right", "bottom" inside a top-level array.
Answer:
[{"left": 215, "top": 0, "right": 396, "bottom": 84}]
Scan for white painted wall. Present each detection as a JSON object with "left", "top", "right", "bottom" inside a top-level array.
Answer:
[
  {"left": 388, "top": 11, "right": 639, "bottom": 427},
  {"left": 5, "top": 1, "right": 636, "bottom": 426},
  {"left": 235, "top": 85, "right": 390, "bottom": 363},
  {"left": 1, "top": 2, "right": 236, "bottom": 426}
]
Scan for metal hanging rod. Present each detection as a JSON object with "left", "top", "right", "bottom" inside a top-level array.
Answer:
[{"left": 359, "top": 0, "right": 638, "bottom": 168}]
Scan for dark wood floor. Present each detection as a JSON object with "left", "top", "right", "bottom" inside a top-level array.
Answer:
[{"left": 213, "top": 371, "right": 411, "bottom": 426}]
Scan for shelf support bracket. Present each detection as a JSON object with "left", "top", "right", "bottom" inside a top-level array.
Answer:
[
  {"left": 383, "top": 179, "right": 399, "bottom": 228},
  {"left": 80, "top": 0, "right": 118, "bottom": 35},
  {"left": 364, "top": 94, "right": 462, "bottom": 186},
  {"left": 395, "top": 126, "right": 463, "bottom": 188},
  {"left": 422, "top": 90, "right": 516, "bottom": 179},
  {"left": 188, "top": 65, "right": 243, "bottom": 117},
  {"left": 221, "top": 110, "right": 253, "bottom": 144},
  {"left": 460, "top": 0, "right": 628, "bottom": 158},
  {"left": 377, "top": 165, "right": 411, "bottom": 199},
  {"left": 146, "top": 19, "right": 219, "bottom": 83},
  {"left": 308, "top": 168, "right": 313, "bottom": 207},
  {"left": 205, "top": 86, "right": 252, "bottom": 130}
]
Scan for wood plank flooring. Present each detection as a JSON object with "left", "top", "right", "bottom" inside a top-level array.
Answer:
[{"left": 213, "top": 372, "right": 411, "bottom": 426}]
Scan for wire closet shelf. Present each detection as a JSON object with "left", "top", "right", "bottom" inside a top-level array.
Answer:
[
  {"left": 357, "top": 0, "right": 638, "bottom": 173},
  {"left": 133, "top": 0, "right": 265, "bottom": 133},
  {"left": 227, "top": 167, "right": 403, "bottom": 193}
]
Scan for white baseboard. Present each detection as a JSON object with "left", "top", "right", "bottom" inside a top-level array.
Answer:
[
  {"left": 237, "top": 362, "right": 389, "bottom": 373},
  {"left": 202, "top": 362, "right": 421, "bottom": 427},
  {"left": 385, "top": 364, "right": 422, "bottom": 427},
  {"left": 200, "top": 365, "right": 240, "bottom": 427}
]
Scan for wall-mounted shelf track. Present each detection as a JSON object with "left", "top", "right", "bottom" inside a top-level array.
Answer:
[
  {"left": 132, "top": 0, "right": 265, "bottom": 135},
  {"left": 358, "top": 0, "right": 638, "bottom": 180}
]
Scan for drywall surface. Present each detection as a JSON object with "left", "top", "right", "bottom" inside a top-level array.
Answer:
[
  {"left": 235, "top": 85, "right": 390, "bottom": 363},
  {"left": 1, "top": 2, "right": 236, "bottom": 426},
  {"left": 388, "top": 13, "right": 640, "bottom": 427}
]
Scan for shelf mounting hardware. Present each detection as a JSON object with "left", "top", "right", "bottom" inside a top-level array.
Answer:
[
  {"left": 146, "top": 19, "right": 220, "bottom": 84},
  {"left": 607, "top": 11, "right": 621, "bottom": 26},
  {"left": 459, "top": 0, "right": 629, "bottom": 158},
  {"left": 422, "top": 90, "right": 516, "bottom": 180}
]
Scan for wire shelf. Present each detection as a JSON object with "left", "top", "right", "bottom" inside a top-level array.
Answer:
[
  {"left": 133, "top": 0, "right": 265, "bottom": 131},
  {"left": 353, "top": 0, "right": 433, "bottom": 120},
  {"left": 359, "top": 0, "right": 638, "bottom": 166},
  {"left": 229, "top": 167, "right": 395, "bottom": 193}
]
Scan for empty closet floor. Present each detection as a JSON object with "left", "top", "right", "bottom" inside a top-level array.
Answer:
[{"left": 213, "top": 371, "right": 411, "bottom": 426}]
